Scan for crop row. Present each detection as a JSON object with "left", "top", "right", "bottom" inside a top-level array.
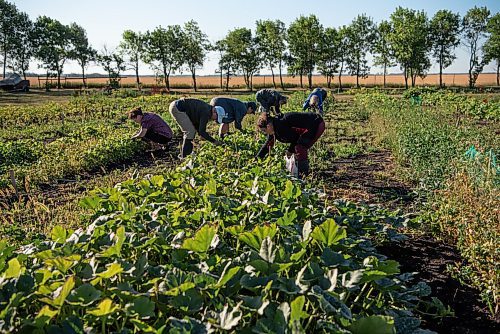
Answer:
[{"left": 0, "top": 133, "right": 436, "bottom": 333}]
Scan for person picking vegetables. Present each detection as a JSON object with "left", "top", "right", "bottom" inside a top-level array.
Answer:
[
  {"left": 169, "top": 98, "right": 223, "bottom": 158},
  {"left": 210, "top": 97, "right": 257, "bottom": 137},
  {"left": 128, "top": 107, "right": 173, "bottom": 148},
  {"left": 303, "top": 87, "right": 327, "bottom": 115},
  {"left": 256, "top": 111, "right": 325, "bottom": 178},
  {"left": 255, "top": 89, "right": 288, "bottom": 115}
]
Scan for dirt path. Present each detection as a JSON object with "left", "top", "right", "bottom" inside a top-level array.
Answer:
[
  {"left": 319, "top": 149, "right": 499, "bottom": 332},
  {"left": 320, "top": 150, "right": 416, "bottom": 209}
]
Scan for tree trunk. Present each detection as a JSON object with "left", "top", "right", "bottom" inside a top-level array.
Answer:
[
  {"left": 82, "top": 65, "right": 86, "bottom": 88},
  {"left": 57, "top": 70, "right": 61, "bottom": 89},
  {"left": 135, "top": 59, "right": 140, "bottom": 89},
  {"left": 403, "top": 66, "right": 408, "bottom": 89},
  {"left": 2, "top": 49, "right": 6, "bottom": 78},
  {"left": 299, "top": 73, "right": 303, "bottom": 88},
  {"left": 308, "top": 71, "right": 312, "bottom": 89},
  {"left": 219, "top": 69, "right": 223, "bottom": 90},
  {"left": 496, "top": 62, "right": 500, "bottom": 86},
  {"left": 383, "top": 63, "right": 387, "bottom": 88},
  {"left": 250, "top": 74, "right": 253, "bottom": 92},
  {"left": 270, "top": 64, "right": 276, "bottom": 89},
  {"left": 338, "top": 62, "right": 344, "bottom": 92},
  {"left": 163, "top": 66, "right": 170, "bottom": 91},
  {"left": 279, "top": 61, "right": 284, "bottom": 90},
  {"left": 191, "top": 68, "right": 197, "bottom": 92},
  {"left": 356, "top": 62, "right": 360, "bottom": 88},
  {"left": 225, "top": 69, "right": 230, "bottom": 91}
]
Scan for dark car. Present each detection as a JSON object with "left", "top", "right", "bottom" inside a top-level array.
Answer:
[{"left": 0, "top": 73, "right": 30, "bottom": 92}]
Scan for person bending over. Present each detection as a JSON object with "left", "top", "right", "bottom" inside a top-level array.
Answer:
[
  {"left": 129, "top": 107, "right": 173, "bottom": 147},
  {"left": 303, "top": 87, "right": 327, "bottom": 115},
  {"left": 255, "top": 89, "right": 288, "bottom": 115},
  {"left": 169, "top": 98, "right": 223, "bottom": 158},
  {"left": 256, "top": 112, "right": 325, "bottom": 177},
  {"left": 210, "top": 97, "right": 257, "bottom": 137}
]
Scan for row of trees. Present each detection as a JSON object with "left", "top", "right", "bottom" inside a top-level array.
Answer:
[{"left": 1, "top": 0, "right": 499, "bottom": 90}]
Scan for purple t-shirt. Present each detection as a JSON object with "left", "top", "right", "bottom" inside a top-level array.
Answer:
[{"left": 141, "top": 112, "right": 173, "bottom": 138}]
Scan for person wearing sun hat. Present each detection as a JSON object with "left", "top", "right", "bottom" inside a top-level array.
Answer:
[
  {"left": 210, "top": 97, "right": 257, "bottom": 137},
  {"left": 169, "top": 98, "right": 222, "bottom": 158}
]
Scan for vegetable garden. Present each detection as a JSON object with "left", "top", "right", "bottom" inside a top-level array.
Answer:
[{"left": 0, "top": 89, "right": 499, "bottom": 333}]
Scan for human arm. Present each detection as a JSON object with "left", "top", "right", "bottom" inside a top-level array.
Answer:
[
  {"left": 256, "top": 135, "right": 275, "bottom": 159},
  {"left": 131, "top": 127, "right": 148, "bottom": 139},
  {"left": 198, "top": 112, "right": 217, "bottom": 143}
]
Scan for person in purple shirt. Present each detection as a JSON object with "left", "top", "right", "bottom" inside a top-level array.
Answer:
[{"left": 128, "top": 107, "right": 173, "bottom": 146}]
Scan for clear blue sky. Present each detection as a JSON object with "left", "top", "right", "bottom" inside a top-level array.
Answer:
[{"left": 12, "top": 0, "right": 500, "bottom": 75}]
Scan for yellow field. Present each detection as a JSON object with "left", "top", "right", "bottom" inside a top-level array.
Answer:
[{"left": 26, "top": 73, "right": 498, "bottom": 88}]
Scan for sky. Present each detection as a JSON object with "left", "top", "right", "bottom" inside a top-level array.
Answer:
[{"left": 12, "top": 0, "right": 500, "bottom": 76}]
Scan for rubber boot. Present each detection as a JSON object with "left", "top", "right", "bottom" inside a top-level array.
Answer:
[
  {"left": 297, "top": 160, "right": 310, "bottom": 179},
  {"left": 181, "top": 139, "right": 193, "bottom": 158}
]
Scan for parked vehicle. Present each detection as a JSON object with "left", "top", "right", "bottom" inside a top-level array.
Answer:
[{"left": 0, "top": 73, "right": 30, "bottom": 92}]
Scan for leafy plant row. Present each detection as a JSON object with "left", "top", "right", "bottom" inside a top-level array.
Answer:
[{"left": 0, "top": 133, "right": 435, "bottom": 333}]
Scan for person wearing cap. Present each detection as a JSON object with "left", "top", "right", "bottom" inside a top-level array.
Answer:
[
  {"left": 169, "top": 98, "right": 223, "bottom": 158},
  {"left": 209, "top": 97, "right": 257, "bottom": 137},
  {"left": 128, "top": 107, "right": 173, "bottom": 147},
  {"left": 256, "top": 112, "right": 325, "bottom": 177},
  {"left": 303, "top": 88, "right": 327, "bottom": 115},
  {"left": 255, "top": 89, "right": 288, "bottom": 115}
]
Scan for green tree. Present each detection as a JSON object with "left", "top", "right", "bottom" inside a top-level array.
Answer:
[
  {"left": 8, "top": 11, "right": 34, "bottom": 79},
  {"left": 287, "top": 15, "right": 324, "bottom": 89},
  {"left": 33, "top": 16, "right": 73, "bottom": 89},
  {"left": 429, "top": 10, "right": 461, "bottom": 88},
  {"left": 388, "top": 7, "right": 431, "bottom": 88},
  {"left": 0, "top": 0, "right": 19, "bottom": 78},
  {"left": 224, "top": 28, "right": 261, "bottom": 91},
  {"left": 180, "top": 20, "right": 208, "bottom": 92},
  {"left": 373, "top": 20, "right": 395, "bottom": 88},
  {"left": 97, "top": 46, "right": 126, "bottom": 89},
  {"left": 143, "top": 25, "right": 183, "bottom": 91},
  {"left": 462, "top": 6, "right": 491, "bottom": 88},
  {"left": 345, "top": 14, "right": 376, "bottom": 88},
  {"left": 68, "top": 23, "right": 96, "bottom": 88},
  {"left": 119, "top": 30, "right": 145, "bottom": 89},
  {"left": 484, "top": 13, "right": 500, "bottom": 86},
  {"left": 212, "top": 39, "right": 233, "bottom": 91},
  {"left": 255, "top": 19, "right": 287, "bottom": 89},
  {"left": 317, "top": 27, "right": 340, "bottom": 89}
]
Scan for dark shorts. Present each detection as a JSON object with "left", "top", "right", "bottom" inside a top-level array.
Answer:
[{"left": 144, "top": 130, "right": 172, "bottom": 144}]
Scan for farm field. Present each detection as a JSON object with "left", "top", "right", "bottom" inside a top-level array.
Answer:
[
  {"left": 0, "top": 88, "right": 499, "bottom": 333},
  {"left": 25, "top": 73, "right": 500, "bottom": 89}
]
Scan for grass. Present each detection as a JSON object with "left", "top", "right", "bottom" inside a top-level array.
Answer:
[{"left": 354, "top": 90, "right": 499, "bottom": 314}]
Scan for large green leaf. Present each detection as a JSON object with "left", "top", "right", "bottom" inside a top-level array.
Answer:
[
  {"left": 68, "top": 283, "right": 101, "bottom": 306},
  {"left": 259, "top": 237, "right": 276, "bottom": 263},
  {"left": 2, "top": 258, "right": 21, "bottom": 279},
  {"left": 127, "top": 296, "right": 155, "bottom": 318},
  {"left": 311, "top": 219, "right": 346, "bottom": 246},
  {"left": 87, "top": 298, "right": 118, "bottom": 317},
  {"left": 51, "top": 226, "right": 67, "bottom": 243},
  {"left": 350, "top": 315, "right": 395, "bottom": 334},
  {"left": 217, "top": 301, "right": 243, "bottom": 330},
  {"left": 239, "top": 224, "right": 277, "bottom": 250},
  {"left": 97, "top": 262, "right": 123, "bottom": 279},
  {"left": 182, "top": 225, "right": 217, "bottom": 253},
  {"left": 40, "top": 276, "right": 75, "bottom": 308}
]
